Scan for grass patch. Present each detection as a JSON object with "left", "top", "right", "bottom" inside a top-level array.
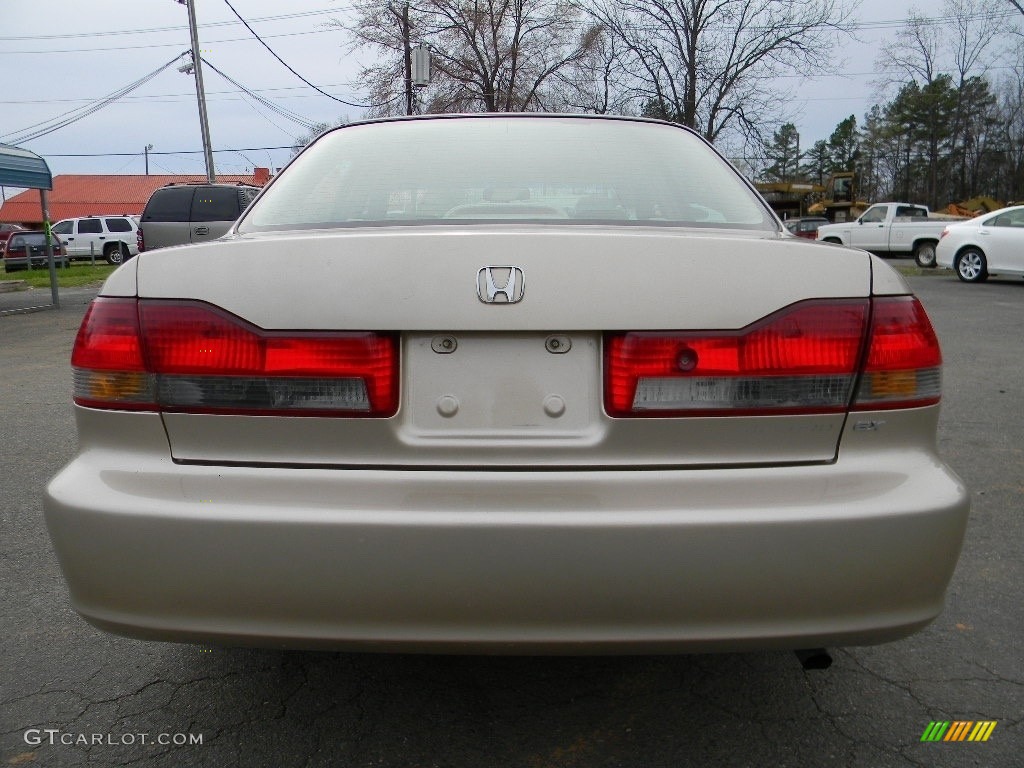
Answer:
[{"left": 1, "top": 263, "right": 117, "bottom": 288}]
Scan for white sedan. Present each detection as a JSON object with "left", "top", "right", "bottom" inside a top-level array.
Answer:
[
  {"left": 45, "top": 115, "right": 968, "bottom": 655},
  {"left": 936, "top": 204, "right": 1024, "bottom": 282}
]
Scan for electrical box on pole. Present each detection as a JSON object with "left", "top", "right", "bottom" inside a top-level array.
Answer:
[{"left": 412, "top": 45, "right": 431, "bottom": 88}]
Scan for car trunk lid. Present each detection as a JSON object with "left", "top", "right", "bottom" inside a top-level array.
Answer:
[{"left": 128, "top": 227, "right": 873, "bottom": 468}]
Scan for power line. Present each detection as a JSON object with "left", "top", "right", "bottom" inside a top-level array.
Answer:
[
  {"left": 0, "top": 54, "right": 188, "bottom": 145},
  {"left": 221, "top": 0, "right": 384, "bottom": 109},
  {"left": 1, "top": 83, "right": 354, "bottom": 105},
  {"left": 0, "top": 5, "right": 1013, "bottom": 47},
  {"left": 42, "top": 146, "right": 296, "bottom": 158},
  {"left": 0, "top": 5, "right": 362, "bottom": 42},
  {"left": 201, "top": 57, "right": 320, "bottom": 129},
  {"left": 0, "top": 27, "right": 338, "bottom": 56}
]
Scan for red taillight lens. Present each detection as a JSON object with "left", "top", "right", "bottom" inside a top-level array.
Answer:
[
  {"left": 136, "top": 228, "right": 145, "bottom": 252},
  {"left": 72, "top": 298, "right": 146, "bottom": 371},
  {"left": 853, "top": 296, "right": 941, "bottom": 409},
  {"left": 72, "top": 298, "right": 399, "bottom": 417},
  {"left": 71, "top": 298, "right": 155, "bottom": 410},
  {"left": 605, "top": 300, "right": 870, "bottom": 417},
  {"left": 605, "top": 296, "right": 942, "bottom": 417}
]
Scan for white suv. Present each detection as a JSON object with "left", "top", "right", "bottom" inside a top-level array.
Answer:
[{"left": 51, "top": 215, "right": 140, "bottom": 265}]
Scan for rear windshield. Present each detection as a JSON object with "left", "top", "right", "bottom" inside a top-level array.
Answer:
[
  {"left": 238, "top": 117, "right": 774, "bottom": 232},
  {"left": 9, "top": 233, "right": 49, "bottom": 247}
]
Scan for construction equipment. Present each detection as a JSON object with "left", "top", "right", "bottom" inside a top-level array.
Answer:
[
  {"left": 755, "top": 181, "right": 824, "bottom": 220},
  {"left": 807, "top": 172, "right": 869, "bottom": 223},
  {"left": 944, "top": 196, "right": 1005, "bottom": 218}
]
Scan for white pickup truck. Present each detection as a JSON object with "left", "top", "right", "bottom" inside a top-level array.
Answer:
[{"left": 815, "top": 202, "right": 951, "bottom": 267}]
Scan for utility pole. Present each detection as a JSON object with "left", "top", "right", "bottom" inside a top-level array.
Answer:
[
  {"left": 794, "top": 132, "right": 800, "bottom": 183},
  {"left": 402, "top": 4, "right": 413, "bottom": 116},
  {"left": 182, "top": 0, "right": 216, "bottom": 181},
  {"left": 390, "top": 3, "right": 414, "bottom": 116},
  {"left": 145, "top": 144, "right": 153, "bottom": 175}
]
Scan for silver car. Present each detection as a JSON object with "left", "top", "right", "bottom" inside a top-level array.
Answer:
[
  {"left": 45, "top": 115, "right": 968, "bottom": 653},
  {"left": 137, "top": 183, "right": 259, "bottom": 252}
]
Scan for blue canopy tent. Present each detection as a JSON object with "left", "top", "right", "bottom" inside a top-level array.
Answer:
[{"left": 0, "top": 143, "right": 59, "bottom": 309}]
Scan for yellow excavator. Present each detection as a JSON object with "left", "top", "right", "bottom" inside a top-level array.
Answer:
[
  {"left": 806, "top": 172, "right": 869, "bottom": 223},
  {"left": 754, "top": 181, "right": 824, "bottom": 220}
]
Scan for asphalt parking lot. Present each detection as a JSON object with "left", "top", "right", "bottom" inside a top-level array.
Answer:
[{"left": 1, "top": 267, "right": 1021, "bottom": 767}]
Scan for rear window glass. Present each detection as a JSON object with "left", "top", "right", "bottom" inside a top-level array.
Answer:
[
  {"left": 143, "top": 187, "right": 194, "bottom": 222},
  {"left": 191, "top": 187, "right": 244, "bottom": 222},
  {"left": 105, "top": 218, "right": 133, "bottom": 232},
  {"left": 78, "top": 219, "right": 102, "bottom": 234},
  {"left": 9, "top": 233, "right": 48, "bottom": 247},
  {"left": 239, "top": 117, "right": 774, "bottom": 232}
]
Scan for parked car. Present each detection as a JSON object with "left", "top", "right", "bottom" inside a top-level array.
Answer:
[
  {"left": 935, "top": 204, "right": 1024, "bottom": 283},
  {"left": 0, "top": 222, "right": 26, "bottom": 248},
  {"left": 51, "top": 215, "right": 140, "bottom": 265},
  {"left": 784, "top": 216, "right": 828, "bottom": 239},
  {"left": 816, "top": 203, "right": 953, "bottom": 266},
  {"left": 137, "top": 182, "right": 260, "bottom": 252},
  {"left": 46, "top": 115, "right": 968, "bottom": 654},
  {"left": 3, "top": 230, "right": 68, "bottom": 272}
]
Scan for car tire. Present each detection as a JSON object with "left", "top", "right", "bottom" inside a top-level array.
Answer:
[
  {"left": 914, "top": 240, "right": 938, "bottom": 268},
  {"left": 954, "top": 248, "right": 988, "bottom": 283},
  {"left": 105, "top": 243, "right": 126, "bottom": 265}
]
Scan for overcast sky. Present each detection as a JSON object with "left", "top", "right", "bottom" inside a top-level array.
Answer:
[{"left": 0, "top": 0, "right": 1020, "bottom": 183}]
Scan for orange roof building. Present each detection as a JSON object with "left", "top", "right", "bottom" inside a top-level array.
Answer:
[{"left": 0, "top": 168, "right": 271, "bottom": 225}]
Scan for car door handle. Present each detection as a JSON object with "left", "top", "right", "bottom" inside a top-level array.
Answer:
[
  {"left": 194, "top": 226, "right": 210, "bottom": 235},
  {"left": 98, "top": 236, "right": 106, "bottom": 240}
]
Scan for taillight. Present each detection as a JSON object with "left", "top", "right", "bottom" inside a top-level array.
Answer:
[
  {"left": 136, "top": 228, "right": 145, "bottom": 253},
  {"left": 853, "top": 296, "right": 941, "bottom": 410},
  {"left": 605, "top": 300, "right": 870, "bottom": 417},
  {"left": 939, "top": 227, "right": 950, "bottom": 240},
  {"left": 72, "top": 298, "right": 399, "bottom": 417},
  {"left": 604, "top": 296, "right": 942, "bottom": 417}
]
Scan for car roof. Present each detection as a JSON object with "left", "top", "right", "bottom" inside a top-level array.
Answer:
[{"left": 159, "top": 182, "right": 258, "bottom": 188}]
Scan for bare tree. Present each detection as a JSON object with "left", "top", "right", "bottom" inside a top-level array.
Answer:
[
  {"left": 588, "top": 0, "right": 855, "bottom": 143},
  {"left": 996, "top": 40, "right": 1024, "bottom": 199},
  {"left": 875, "top": 0, "right": 1005, "bottom": 204},
  {"left": 336, "top": 0, "right": 602, "bottom": 115},
  {"left": 874, "top": 10, "right": 941, "bottom": 91},
  {"left": 549, "top": 29, "right": 632, "bottom": 113},
  {"left": 877, "top": 1, "right": 1001, "bottom": 92}
]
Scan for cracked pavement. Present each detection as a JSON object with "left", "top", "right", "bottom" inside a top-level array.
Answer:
[{"left": 1, "top": 272, "right": 1020, "bottom": 767}]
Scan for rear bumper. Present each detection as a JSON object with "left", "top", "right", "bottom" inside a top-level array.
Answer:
[
  {"left": 44, "top": 439, "right": 969, "bottom": 653},
  {"left": 3, "top": 255, "right": 68, "bottom": 270}
]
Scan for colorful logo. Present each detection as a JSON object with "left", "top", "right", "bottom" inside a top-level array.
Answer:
[{"left": 920, "top": 721, "right": 997, "bottom": 742}]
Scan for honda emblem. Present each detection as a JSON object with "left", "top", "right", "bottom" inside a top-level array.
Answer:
[{"left": 477, "top": 266, "right": 525, "bottom": 304}]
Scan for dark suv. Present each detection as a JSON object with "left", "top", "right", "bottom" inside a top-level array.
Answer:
[{"left": 138, "top": 183, "right": 260, "bottom": 252}]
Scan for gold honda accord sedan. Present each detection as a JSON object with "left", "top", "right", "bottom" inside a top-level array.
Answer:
[{"left": 45, "top": 115, "right": 969, "bottom": 654}]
